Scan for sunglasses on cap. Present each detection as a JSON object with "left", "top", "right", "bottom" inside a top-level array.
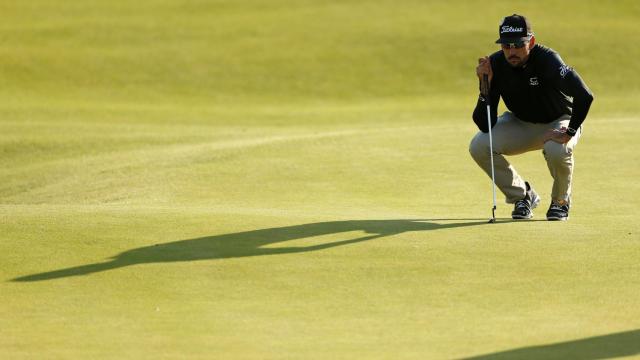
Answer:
[{"left": 501, "top": 42, "right": 527, "bottom": 49}]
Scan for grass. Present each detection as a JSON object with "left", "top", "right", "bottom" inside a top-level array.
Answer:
[{"left": 1, "top": 0, "right": 640, "bottom": 359}]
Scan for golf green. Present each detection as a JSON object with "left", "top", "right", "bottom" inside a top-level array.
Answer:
[{"left": 2, "top": 1, "right": 639, "bottom": 358}]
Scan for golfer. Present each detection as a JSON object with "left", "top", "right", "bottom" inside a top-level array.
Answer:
[{"left": 469, "top": 14, "right": 594, "bottom": 221}]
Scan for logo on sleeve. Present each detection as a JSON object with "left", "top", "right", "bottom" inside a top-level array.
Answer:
[
  {"left": 559, "top": 65, "right": 573, "bottom": 78},
  {"left": 529, "top": 77, "right": 539, "bottom": 86}
]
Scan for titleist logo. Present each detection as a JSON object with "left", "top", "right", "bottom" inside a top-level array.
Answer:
[{"left": 501, "top": 26, "right": 524, "bottom": 33}]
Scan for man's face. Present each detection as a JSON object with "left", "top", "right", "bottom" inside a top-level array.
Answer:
[{"left": 502, "top": 41, "right": 532, "bottom": 67}]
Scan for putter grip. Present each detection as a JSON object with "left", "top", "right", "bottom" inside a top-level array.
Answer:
[{"left": 481, "top": 74, "right": 490, "bottom": 98}]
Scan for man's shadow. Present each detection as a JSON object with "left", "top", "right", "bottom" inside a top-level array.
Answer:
[{"left": 13, "top": 219, "right": 490, "bottom": 282}]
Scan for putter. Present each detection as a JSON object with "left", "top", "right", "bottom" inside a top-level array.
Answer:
[{"left": 481, "top": 74, "right": 497, "bottom": 223}]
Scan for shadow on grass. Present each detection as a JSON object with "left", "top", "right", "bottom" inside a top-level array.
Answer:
[
  {"left": 14, "top": 218, "right": 491, "bottom": 282},
  {"left": 461, "top": 329, "right": 640, "bottom": 360}
]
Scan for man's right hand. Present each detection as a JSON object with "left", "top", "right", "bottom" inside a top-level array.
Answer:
[{"left": 476, "top": 56, "right": 493, "bottom": 84}]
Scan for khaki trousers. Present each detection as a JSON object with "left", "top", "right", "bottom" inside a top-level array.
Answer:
[{"left": 469, "top": 112, "right": 581, "bottom": 204}]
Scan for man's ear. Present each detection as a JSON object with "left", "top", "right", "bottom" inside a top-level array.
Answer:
[{"left": 528, "top": 35, "right": 536, "bottom": 49}]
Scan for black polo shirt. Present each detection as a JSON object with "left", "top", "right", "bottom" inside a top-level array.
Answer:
[{"left": 472, "top": 44, "right": 594, "bottom": 136}]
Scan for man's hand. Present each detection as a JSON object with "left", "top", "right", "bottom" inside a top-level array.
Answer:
[
  {"left": 476, "top": 56, "right": 493, "bottom": 84},
  {"left": 544, "top": 127, "right": 572, "bottom": 144}
]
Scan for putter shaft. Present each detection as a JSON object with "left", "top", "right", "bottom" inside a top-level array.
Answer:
[{"left": 482, "top": 74, "right": 498, "bottom": 222}]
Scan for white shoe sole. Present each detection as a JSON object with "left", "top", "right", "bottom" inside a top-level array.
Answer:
[{"left": 547, "top": 216, "right": 568, "bottom": 221}]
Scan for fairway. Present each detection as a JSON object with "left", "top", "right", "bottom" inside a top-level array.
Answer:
[{"left": 2, "top": 1, "right": 640, "bottom": 359}]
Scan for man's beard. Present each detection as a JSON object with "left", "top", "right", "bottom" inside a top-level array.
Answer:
[{"left": 508, "top": 56, "right": 525, "bottom": 67}]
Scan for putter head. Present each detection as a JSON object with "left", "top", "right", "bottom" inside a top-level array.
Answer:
[{"left": 488, "top": 218, "right": 496, "bottom": 223}]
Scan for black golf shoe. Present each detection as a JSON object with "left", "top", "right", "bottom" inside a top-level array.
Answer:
[
  {"left": 511, "top": 182, "right": 540, "bottom": 220},
  {"left": 546, "top": 201, "right": 570, "bottom": 221}
]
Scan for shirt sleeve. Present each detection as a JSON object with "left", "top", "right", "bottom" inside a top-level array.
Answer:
[
  {"left": 472, "top": 90, "right": 499, "bottom": 132},
  {"left": 544, "top": 53, "right": 595, "bottom": 135},
  {"left": 472, "top": 61, "right": 500, "bottom": 133}
]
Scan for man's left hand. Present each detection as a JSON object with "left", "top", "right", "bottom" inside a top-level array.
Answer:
[{"left": 544, "top": 127, "right": 572, "bottom": 144}]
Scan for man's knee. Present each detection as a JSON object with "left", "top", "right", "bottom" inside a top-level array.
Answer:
[
  {"left": 543, "top": 141, "right": 572, "bottom": 163},
  {"left": 469, "top": 132, "right": 489, "bottom": 160}
]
